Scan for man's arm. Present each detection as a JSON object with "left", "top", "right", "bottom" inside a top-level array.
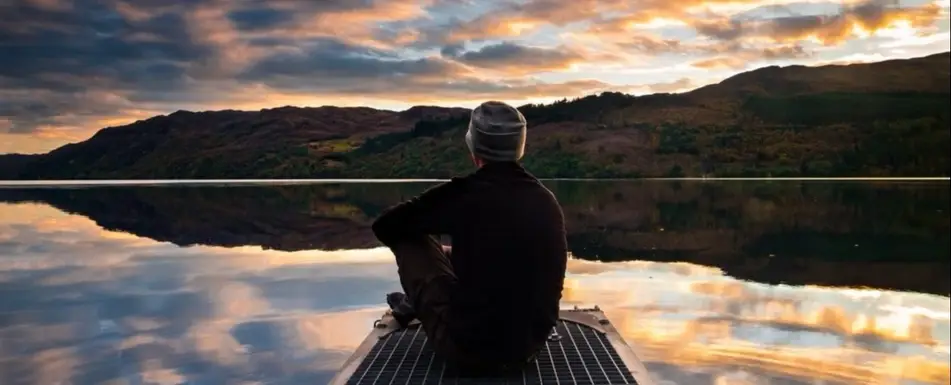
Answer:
[{"left": 371, "top": 178, "right": 466, "bottom": 246}]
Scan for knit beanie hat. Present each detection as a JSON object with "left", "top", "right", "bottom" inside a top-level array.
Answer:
[{"left": 465, "top": 101, "right": 527, "bottom": 162}]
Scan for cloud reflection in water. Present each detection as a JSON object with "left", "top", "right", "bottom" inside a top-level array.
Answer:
[
  {"left": 0, "top": 202, "right": 948, "bottom": 385},
  {"left": 561, "top": 259, "right": 950, "bottom": 384}
]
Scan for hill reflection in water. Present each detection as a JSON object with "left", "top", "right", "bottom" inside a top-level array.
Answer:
[
  {"left": 0, "top": 180, "right": 948, "bottom": 384},
  {"left": 1, "top": 180, "right": 946, "bottom": 293}
]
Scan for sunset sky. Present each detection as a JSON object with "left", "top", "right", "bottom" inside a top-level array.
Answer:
[{"left": 1, "top": 0, "right": 949, "bottom": 154}]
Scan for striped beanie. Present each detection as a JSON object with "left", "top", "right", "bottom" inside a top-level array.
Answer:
[{"left": 465, "top": 101, "right": 527, "bottom": 162}]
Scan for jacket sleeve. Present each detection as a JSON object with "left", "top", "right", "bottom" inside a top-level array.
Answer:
[{"left": 371, "top": 177, "right": 466, "bottom": 245}]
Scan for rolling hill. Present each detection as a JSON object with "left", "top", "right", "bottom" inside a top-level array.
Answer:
[{"left": 1, "top": 52, "right": 948, "bottom": 179}]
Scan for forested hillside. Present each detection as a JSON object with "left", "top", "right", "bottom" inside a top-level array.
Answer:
[{"left": 1, "top": 52, "right": 948, "bottom": 179}]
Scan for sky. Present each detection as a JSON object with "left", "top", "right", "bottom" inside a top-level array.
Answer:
[{"left": 1, "top": 0, "right": 949, "bottom": 154}]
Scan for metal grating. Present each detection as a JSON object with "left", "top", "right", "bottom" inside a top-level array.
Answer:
[{"left": 344, "top": 319, "right": 639, "bottom": 385}]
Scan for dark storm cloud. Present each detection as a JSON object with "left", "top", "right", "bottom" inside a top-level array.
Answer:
[
  {"left": 454, "top": 42, "right": 569, "bottom": 62},
  {"left": 440, "top": 43, "right": 467, "bottom": 57},
  {"left": 226, "top": 0, "right": 389, "bottom": 32},
  {"left": 446, "top": 42, "right": 586, "bottom": 72},
  {"left": 0, "top": 0, "right": 210, "bottom": 132},
  {"left": 240, "top": 38, "right": 467, "bottom": 84},
  {"left": 237, "top": 37, "right": 615, "bottom": 99},
  {"left": 0, "top": 101, "right": 61, "bottom": 134},
  {"left": 0, "top": 1, "right": 205, "bottom": 66},
  {"left": 0, "top": 88, "right": 139, "bottom": 133},
  {"left": 227, "top": 7, "right": 296, "bottom": 31}
]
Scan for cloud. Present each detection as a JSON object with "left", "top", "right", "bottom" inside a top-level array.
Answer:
[
  {"left": 406, "top": 0, "right": 637, "bottom": 48},
  {"left": 444, "top": 42, "right": 587, "bottom": 73},
  {"left": 646, "top": 78, "right": 697, "bottom": 93},
  {"left": 227, "top": 7, "right": 296, "bottom": 32},
  {"left": 226, "top": 0, "right": 436, "bottom": 50},
  {"left": 690, "top": 45, "right": 814, "bottom": 69},
  {"left": 242, "top": 38, "right": 468, "bottom": 83},
  {"left": 692, "top": 57, "right": 752, "bottom": 70},
  {"left": 691, "top": 0, "right": 945, "bottom": 45},
  {"left": 0, "top": 0, "right": 212, "bottom": 138},
  {"left": 430, "top": 0, "right": 944, "bottom": 48}
]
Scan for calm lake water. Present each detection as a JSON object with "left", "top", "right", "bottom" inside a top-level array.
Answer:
[{"left": 0, "top": 180, "right": 948, "bottom": 385}]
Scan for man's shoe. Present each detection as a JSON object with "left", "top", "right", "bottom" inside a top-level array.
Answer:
[{"left": 386, "top": 292, "right": 417, "bottom": 328}]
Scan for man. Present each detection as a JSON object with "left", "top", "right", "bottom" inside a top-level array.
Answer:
[{"left": 371, "top": 101, "right": 568, "bottom": 374}]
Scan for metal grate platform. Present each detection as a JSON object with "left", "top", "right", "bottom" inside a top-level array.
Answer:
[{"left": 341, "top": 317, "right": 640, "bottom": 384}]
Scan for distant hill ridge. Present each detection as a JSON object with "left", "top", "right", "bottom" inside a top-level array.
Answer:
[{"left": 1, "top": 51, "right": 948, "bottom": 179}]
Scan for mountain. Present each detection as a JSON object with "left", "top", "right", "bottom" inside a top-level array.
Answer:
[
  {"left": 1, "top": 52, "right": 948, "bottom": 179},
  {"left": 0, "top": 154, "right": 39, "bottom": 179},
  {"left": 1, "top": 181, "right": 947, "bottom": 294}
]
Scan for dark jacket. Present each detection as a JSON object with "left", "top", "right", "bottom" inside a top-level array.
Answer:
[{"left": 371, "top": 162, "right": 568, "bottom": 361}]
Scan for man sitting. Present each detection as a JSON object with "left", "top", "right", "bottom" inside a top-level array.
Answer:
[{"left": 371, "top": 101, "right": 568, "bottom": 374}]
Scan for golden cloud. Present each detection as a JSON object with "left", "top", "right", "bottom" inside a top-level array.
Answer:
[
  {"left": 567, "top": 19, "right": 814, "bottom": 63},
  {"left": 451, "top": 0, "right": 947, "bottom": 69},
  {"left": 693, "top": 1, "right": 947, "bottom": 46},
  {"left": 185, "top": 4, "right": 263, "bottom": 76},
  {"left": 645, "top": 77, "right": 697, "bottom": 93},
  {"left": 692, "top": 56, "right": 758, "bottom": 69},
  {"left": 435, "top": 0, "right": 634, "bottom": 43}
]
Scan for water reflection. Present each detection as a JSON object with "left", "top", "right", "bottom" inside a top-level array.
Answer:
[
  {"left": 561, "top": 260, "right": 950, "bottom": 384},
  {"left": 1, "top": 181, "right": 946, "bottom": 293},
  {"left": 0, "top": 203, "right": 396, "bottom": 384},
  {"left": 0, "top": 181, "right": 948, "bottom": 385}
]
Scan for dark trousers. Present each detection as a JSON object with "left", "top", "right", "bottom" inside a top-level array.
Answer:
[
  {"left": 389, "top": 236, "right": 533, "bottom": 375},
  {"left": 390, "top": 235, "right": 457, "bottom": 355}
]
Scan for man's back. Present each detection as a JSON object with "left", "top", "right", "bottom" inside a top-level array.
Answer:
[
  {"left": 371, "top": 100, "right": 566, "bottom": 371},
  {"left": 445, "top": 162, "right": 567, "bottom": 361}
]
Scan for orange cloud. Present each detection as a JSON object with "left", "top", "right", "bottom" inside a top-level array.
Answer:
[
  {"left": 691, "top": 1, "right": 946, "bottom": 46},
  {"left": 185, "top": 4, "right": 263, "bottom": 76},
  {"left": 0, "top": 134, "right": 63, "bottom": 154},
  {"left": 690, "top": 57, "right": 760, "bottom": 70},
  {"left": 431, "top": 0, "right": 634, "bottom": 44},
  {"left": 539, "top": 0, "right": 945, "bottom": 66},
  {"left": 645, "top": 77, "right": 697, "bottom": 93}
]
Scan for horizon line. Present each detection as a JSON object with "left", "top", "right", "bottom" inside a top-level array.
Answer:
[{"left": 0, "top": 177, "right": 949, "bottom": 187}]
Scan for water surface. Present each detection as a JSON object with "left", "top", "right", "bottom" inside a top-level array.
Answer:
[{"left": 0, "top": 181, "right": 948, "bottom": 385}]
